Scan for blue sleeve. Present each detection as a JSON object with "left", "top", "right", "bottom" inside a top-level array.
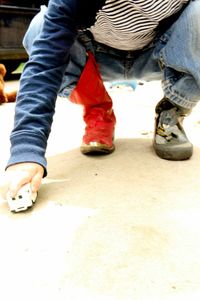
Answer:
[{"left": 7, "top": 0, "right": 79, "bottom": 176}]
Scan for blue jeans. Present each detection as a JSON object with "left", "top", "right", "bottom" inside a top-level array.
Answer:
[{"left": 23, "top": 1, "right": 200, "bottom": 110}]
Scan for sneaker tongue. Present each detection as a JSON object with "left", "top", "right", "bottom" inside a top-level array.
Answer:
[{"left": 159, "top": 108, "right": 178, "bottom": 127}]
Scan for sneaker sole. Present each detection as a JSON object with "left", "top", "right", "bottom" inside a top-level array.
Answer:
[
  {"left": 81, "top": 142, "right": 115, "bottom": 155},
  {"left": 153, "top": 141, "right": 193, "bottom": 160}
]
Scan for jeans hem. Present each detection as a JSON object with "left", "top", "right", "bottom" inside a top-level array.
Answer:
[{"left": 162, "top": 80, "right": 197, "bottom": 109}]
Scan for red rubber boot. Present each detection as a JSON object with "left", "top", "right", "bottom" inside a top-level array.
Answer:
[{"left": 69, "top": 52, "right": 116, "bottom": 154}]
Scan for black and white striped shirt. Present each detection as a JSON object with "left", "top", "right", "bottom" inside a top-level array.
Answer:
[{"left": 89, "top": 0, "right": 189, "bottom": 50}]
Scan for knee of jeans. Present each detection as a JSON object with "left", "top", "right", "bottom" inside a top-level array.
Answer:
[
  {"left": 23, "top": 5, "right": 47, "bottom": 54},
  {"left": 184, "top": 0, "right": 200, "bottom": 28},
  {"left": 22, "top": 32, "right": 30, "bottom": 54}
]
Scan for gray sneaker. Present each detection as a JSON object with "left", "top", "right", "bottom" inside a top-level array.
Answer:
[{"left": 153, "top": 98, "right": 193, "bottom": 160}]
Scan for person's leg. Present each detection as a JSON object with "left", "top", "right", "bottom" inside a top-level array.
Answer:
[
  {"left": 158, "top": 2, "right": 200, "bottom": 110},
  {"left": 69, "top": 51, "right": 116, "bottom": 154},
  {"left": 23, "top": 9, "right": 116, "bottom": 154},
  {"left": 151, "top": 0, "right": 200, "bottom": 160},
  {"left": 123, "top": 1, "right": 200, "bottom": 160}
]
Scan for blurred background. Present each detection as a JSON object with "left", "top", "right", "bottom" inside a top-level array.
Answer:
[{"left": 0, "top": 0, "right": 48, "bottom": 78}]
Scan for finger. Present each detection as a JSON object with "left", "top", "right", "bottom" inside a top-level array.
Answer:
[
  {"left": 0, "top": 172, "right": 10, "bottom": 198},
  {"left": 9, "top": 175, "right": 30, "bottom": 198},
  {"left": 0, "top": 171, "right": 28, "bottom": 198},
  {"left": 30, "top": 171, "right": 43, "bottom": 193}
]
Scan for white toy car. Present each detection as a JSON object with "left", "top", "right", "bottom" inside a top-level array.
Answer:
[{"left": 7, "top": 183, "right": 37, "bottom": 212}]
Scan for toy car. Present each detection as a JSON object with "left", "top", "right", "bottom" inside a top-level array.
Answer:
[{"left": 7, "top": 183, "right": 37, "bottom": 212}]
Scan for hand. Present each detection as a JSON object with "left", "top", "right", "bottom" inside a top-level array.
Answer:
[{"left": 0, "top": 162, "right": 44, "bottom": 199}]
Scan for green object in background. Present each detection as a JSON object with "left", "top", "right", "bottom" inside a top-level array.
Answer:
[{"left": 12, "top": 62, "right": 25, "bottom": 74}]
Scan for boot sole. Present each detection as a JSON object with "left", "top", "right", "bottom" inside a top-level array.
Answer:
[
  {"left": 153, "top": 141, "right": 193, "bottom": 160},
  {"left": 81, "top": 142, "right": 115, "bottom": 155}
]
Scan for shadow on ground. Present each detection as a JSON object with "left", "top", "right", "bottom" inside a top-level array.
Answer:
[{"left": 4, "top": 137, "right": 198, "bottom": 212}]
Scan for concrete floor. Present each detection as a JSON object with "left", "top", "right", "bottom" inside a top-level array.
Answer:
[{"left": 1, "top": 81, "right": 200, "bottom": 299}]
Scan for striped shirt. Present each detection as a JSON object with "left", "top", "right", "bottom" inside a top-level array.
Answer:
[{"left": 89, "top": 0, "right": 189, "bottom": 51}]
